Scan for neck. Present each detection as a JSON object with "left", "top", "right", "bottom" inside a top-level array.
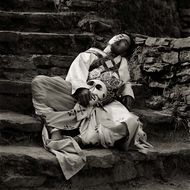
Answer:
[{"left": 106, "top": 52, "right": 118, "bottom": 58}]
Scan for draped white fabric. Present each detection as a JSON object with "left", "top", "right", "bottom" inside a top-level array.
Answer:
[{"left": 32, "top": 48, "right": 152, "bottom": 180}]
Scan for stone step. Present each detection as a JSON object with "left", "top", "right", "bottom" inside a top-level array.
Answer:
[
  {"left": 0, "top": 110, "right": 42, "bottom": 145},
  {"left": 133, "top": 108, "right": 189, "bottom": 142},
  {"left": 0, "top": 80, "right": 33, "bottom": 113},
  {"left": 0, "top": 107, "right": 188, "bottom": 145},
  {"left": 181, "top": 28, "right": 190, "bottom": 37},
  {"left": 0, "top": 11, "right": 84, "bottom": 33},
  {"left": 0, "top": 54, "right": 75, "bottom": 81},
  {"left": 178, "top": 0, "right": 190, "bottom": 8},
  {"left": 126, "top": 175, "right": 190, "bottom": 190},
  {"left": 179, "top": 9, "right": 190, "bottom": 17},
  {"left": 0, "top": 142, "right": 189, "bottom": 189},
  {"left": 0, "top": 0, "right": 55, "bottom": 12},
  {"left": 0, "top": 31, "right": 94, "bottom": 55},
  {"left": 0, "top": 79, "right": 145, "bottom": 113},
  {"left": 54, "top": 0, "right": 109, "bottom": 12}
]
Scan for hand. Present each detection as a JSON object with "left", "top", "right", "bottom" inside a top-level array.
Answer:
[
  {"left": 75, "top": 88, "right": 91, "bottom": 107},
  {"left": 122, "top": 95, "right": 134, "bottom": 111},
  {"left": 51, "top": 130, "right": 62, "bottom": 141}
]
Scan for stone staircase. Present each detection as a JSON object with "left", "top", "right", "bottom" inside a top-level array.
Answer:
[
  {"left": 0, "top": 0, "right": 190, "bottom": 189},
  {"left": 178, "top": 0, "right": 190, "bottom": 37}
]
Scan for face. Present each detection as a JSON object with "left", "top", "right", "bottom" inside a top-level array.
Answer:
[
  {"left": 111, "top": 39, "right": 130, "bottom": 56},
  {"left": 87, "top": 80, "right": 108, "bottom": 106}
]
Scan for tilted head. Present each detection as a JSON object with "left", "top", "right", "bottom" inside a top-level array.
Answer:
[{"left": 104, "top": 34, "right": 132, "bottom": 56}]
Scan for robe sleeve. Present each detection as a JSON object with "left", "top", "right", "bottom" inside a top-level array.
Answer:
[
  {"left": 65, "top": 52, "right": 96, "bottom": 95},
  {"left": 118, "top": 57, "right": 135, "bottom": 99}
]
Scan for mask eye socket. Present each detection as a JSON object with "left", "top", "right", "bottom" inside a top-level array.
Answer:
[
  {"left": 95, "top": 84, "right": 102, "bottom": 90},
  {"left": 87, "top": 81, "right": 95, "bottom": 86}
]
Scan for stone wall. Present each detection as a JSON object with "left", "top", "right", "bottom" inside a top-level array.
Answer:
[
  {"left": 178, "top": 0, "right": 190, "bottom": 37},
  {"left": 58, "top": 0, "right": 183, "bottom": 37},
  {"left": 117, "top": 0, "right": 181, "bottom": 37},
  {"left": 128, "top": 35, "right": 190, "bottom": 123}
]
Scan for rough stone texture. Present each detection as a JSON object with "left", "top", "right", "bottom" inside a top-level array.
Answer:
[
  {"left": 179, "top": 50, "right": 190, "bottom": 62},
  {"left": 161, "top": 52, "right": 178, "bottom": 65},
  {"left": 0, "top": 80, "right": 145, "bottom": 112},
  {"left": 66, "top": 0, "right": 182, "bottom": 37},
  {"left": 0, "top": 111, "right": 41, "bottom": 132},
  {"left": 3, "top": 175, "right": 46, "bottom": 187},
  {"left": 0, "top": 143, "right": 190, "bottom": 189},
  {"left": 118, "top": 0, "right": 181, "bottom": 37},
  {"left": 0, "top": 11, "right": 83, "bottom": 33},
  {"left": 0, "top": 0, "right": 189, "bottom": 189},
  {"left": 78, "top": 15, "right": 118, "bottom": 34},
  {"left": 0, "top": 0, "right": 188, "bottom": 38},
  {"left": 0, "top": 55, "right": 75, "bottom": 81},
  {"left": 0, "top": 31, "right": 94, "bottom": 55},
  {"left": 0, "top": 94, "right": 33, "bottom": 113},
  {"left": 172, "top": 37, "right": 190, "bottom": 49},
  {"left": 0, "top": 111, "right": 42, "bottom": 145},
  {"left": 133, "top": 109, "right": 173, "bottom": 125},
  {"left": 128, "top": 35, "right": 190, "bottom": 129},
  {"left": 0, "top": 0, "right": 55, "bottom": 12}
]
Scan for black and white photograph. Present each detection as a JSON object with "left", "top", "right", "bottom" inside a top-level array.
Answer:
[{"left": 0, "top": 0, "right": 189, "bottom": 189}]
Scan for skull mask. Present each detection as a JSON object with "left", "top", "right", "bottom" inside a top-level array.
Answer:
[{"left": 87, "top": 80, "right": 108, "bottom": 106}]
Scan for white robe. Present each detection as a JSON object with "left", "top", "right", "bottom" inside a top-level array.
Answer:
[{"left": 32, "top": 48, "right": 152, "bottom": 180}]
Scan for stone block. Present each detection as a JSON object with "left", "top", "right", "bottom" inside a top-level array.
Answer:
[
  {"left": 113, "top": 160, "right": 137, "bottom": 182},
  {"left": 181, "top": 62, "right": 190, "bottom": 67},
  {"left": 187, "top": 95, "right": 190, "bottom": 105},
  {"left": 0, "top": 146, "right": 61, "bottom": 177},
  {"left": 66, "top": 0, "right": 100, "bottom": 10},
  {"left": 0, "top": 0, "right": 55, "bottom": 12},
  {"left": 0, "top": 55, "right": 74, "bottom": 71},
  {"left": 144, "top": 57, "right": 156, "bottom": 64},
  {"left": 179, "top": 0, "right": 190, "bottom": 8},
  {"left": 181, "top": 28, "right": 190, "bottom": 37},
  {"left": 78, "top": 18, "right": 112, "bottom": 33},
  {"left": 85, "top": 149, "right": 116, "bottom": 168},
  {"left": 177, "top": 75, "right": 190, "bottom": 84},
  {"left": 145, "top": 38, "right": 157, "bottom": 46},
  {"left": 0, "top": 94, "right": 33, "bottom": 113},
  {"left": 179, "top": 9, "right": 190, "bottom": 17},
  {"left": 2, "top": 70, "right": 38, "bottom": 81},
  {"left": 50, "top": 67, "right": 68, "bottom": 76},
  {"left": 0, "top": 111, "right": 42, "bottom": 132},
  {"left": 3, "top": 175, "right": 46, "bottom": 187},
  {"left": 149, "top": 81, "right": 168, "bottom": 89},
  {"left": 180, "top": 50, "right": 190, "bottom": 62},
  {"left": 144, "top": 48, "right": 161, "bottom": 57},
  {"left": 176, "top": 68, "right": 190, "bottom": 77},
  {"left": 84, "top": 184, "right": 113, "bottom": 190},
  {"left": 0, "top": 11, "right": 82, "bottom": 33},
  {"left": 161, "top": 52, "right": 178, "bottom": 64},
  {"left": 172, "top": 37, "right": 190, "bottom": 49},
  {"left": 71, "top": 169, "right": 112, "bottom": 188},
  {"left": 145, "top": 38, "right": 170, "bottom": 47},
  {"left": 0, "top": 31, "right": 94, "bottom": 55},
  {"left": 133, "top": 108, "right": 173, "bottom": 125},
  {"left": 143, "top": 62, "right": 169, "bottom": 73},
  {"left": 0, "top": 80, "right": 31, "bottom": 95},
  {"left": 176, "top": 68, "right": 190, "bottom": 83},
  {"left": 135, "top": 37, "right": 146, "bottom": 45},
  {"left": 0, "top": 55, "right": 35, "bottom": 70}
]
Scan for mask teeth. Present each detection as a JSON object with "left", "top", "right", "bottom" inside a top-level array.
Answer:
[{"left": 90, "top": 93, "right": 97, "bottom": 101}]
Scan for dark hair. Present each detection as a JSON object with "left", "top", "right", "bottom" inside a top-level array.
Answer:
[{"left": 124, "top": 34, "right": 136, "bottom": 58}]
